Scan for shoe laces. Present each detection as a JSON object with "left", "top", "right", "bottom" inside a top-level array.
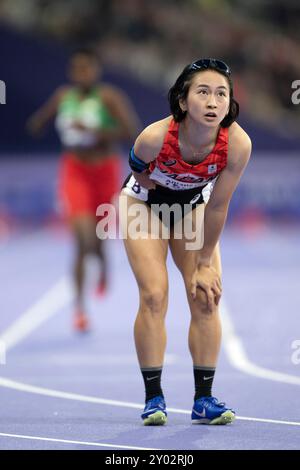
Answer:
[
  {"left": 205, "top": 397, "right": 226, "bottom": 408},
  {"left": 147, "top": 395, "right": 164, "bottom": 407}
]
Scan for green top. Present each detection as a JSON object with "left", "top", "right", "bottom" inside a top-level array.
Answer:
[{"left": 55, "top": 87, "right": 117, "bottom": 147}]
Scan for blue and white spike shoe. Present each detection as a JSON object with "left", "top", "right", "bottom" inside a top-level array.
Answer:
[
  {"left": 141, "top": 396, "right": 167, "bottom": 426},
  {"left": 192, "top": 396, "right": 235, "bottom": 425}
]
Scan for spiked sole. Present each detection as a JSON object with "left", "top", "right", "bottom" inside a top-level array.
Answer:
[
  {"left": 143, "top": 411, "right": 167, "bottom": 426},
  {"left": 192, "top": 410, "right": 235, "bottom": 425}
]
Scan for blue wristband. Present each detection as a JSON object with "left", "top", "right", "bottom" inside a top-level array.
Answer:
[{"left": 129, "top": 147, "right": 150, "bottom": 173}]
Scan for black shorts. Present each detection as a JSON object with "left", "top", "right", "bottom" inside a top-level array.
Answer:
[{"left": 121, "top": 173, "right": 207, "bottom": 227}]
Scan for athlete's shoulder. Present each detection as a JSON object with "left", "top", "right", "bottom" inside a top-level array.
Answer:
[
  {"left": 43, "top": 85, "right": 71, "bottom": 110},
  {"left": 228, "top": 122, "right": 252, "bottom": 152},
  {"left": 98, "top": 83, "right": 129, "bottom": 100},
  {"left": 57, "top": 84, "right": 72, "bottom": 97},
  {"left": 227, "top": 122, "right": 252, "bottom": 166},
  {"left": 98, "top": 84, "right": 137, "bottom": 114},
  {"left": 134, "top": 116, "right": 172, "bottom": 162}
]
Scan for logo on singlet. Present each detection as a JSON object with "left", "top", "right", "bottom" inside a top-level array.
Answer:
[
  {"left": 208, "top": 164, "right": 217, "bottom": 174},
  {"left": 163, "top": 159, "right": 177, "bottom": 167}
]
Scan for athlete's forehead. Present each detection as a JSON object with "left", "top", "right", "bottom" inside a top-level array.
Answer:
[
  {"left": 190, "top": 70, "right": 229, "bottom": 90},
  {"left": 69, "top": 53, "right": 98, "bottom": 67}
]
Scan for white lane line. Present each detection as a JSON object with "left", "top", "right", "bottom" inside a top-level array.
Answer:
[
  {"left": 0, "top": 376, "right": 299, "bottom": 427},
  {"left": 0, "top": 276, "right": 73, "bottom": 351},
  {"left": 233, "top": 416, "right": 300, "bottom": 426},
  {"left": 221, "top": 299, "right": 300, "bottom": 386},
  {"left": 0, "top": 432, "right": 159, "bottom": 450}
]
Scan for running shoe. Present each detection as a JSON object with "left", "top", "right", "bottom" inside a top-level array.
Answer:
[
  {"left": 141, "top": 395, "right": 167, "bottom": 426},
  {"left": 192, "top": 396, "right": 235, "bottom": 425},
  {"left": 73, "top": 311, "right": 90, "bottom": 333}
]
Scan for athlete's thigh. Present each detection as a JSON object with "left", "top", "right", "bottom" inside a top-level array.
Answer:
[
  {"left": 120, "top": 190, "right": 169, "bottom": 290},
  {"left": 170, "top": 238, "right": 222, "bottom": 286},
  {"left": 169, "top": 204, "right": 222, "bottom": 283}
]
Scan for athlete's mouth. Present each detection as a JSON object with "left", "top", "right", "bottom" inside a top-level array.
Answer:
[{"left": 204, "top": 112, "right": 217, "bottom": 117}]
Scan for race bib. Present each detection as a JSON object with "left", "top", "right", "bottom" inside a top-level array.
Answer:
[{"left": 123, "top": 175, "right": 149, "bottom": 202}]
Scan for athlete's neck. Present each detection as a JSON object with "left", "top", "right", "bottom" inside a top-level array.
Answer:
[
  {"left": 75, "top": 85, "right": 95, "bottom": 96},
  {"left": 181, "top": 115, "right": 220, "bottom": 149}
]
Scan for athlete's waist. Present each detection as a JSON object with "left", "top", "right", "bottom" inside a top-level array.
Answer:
[
  {"left": 122, "top": 173, "right": 208, "bottom": 196},
  {"left": 62, "top": 145, "right": 119, "bottom": 160},
  {"left": 149, "top": 165, "right": 218, "bottom": 190},
  {"left": 150, "top": 181, "right": 208, "bottom": 195}
]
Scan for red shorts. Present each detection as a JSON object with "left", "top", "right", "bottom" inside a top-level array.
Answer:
[{"left": 58, "top": 153, "right": 121, "bottom": 218}]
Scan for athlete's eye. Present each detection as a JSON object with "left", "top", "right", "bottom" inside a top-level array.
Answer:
[
  {"left": 197, "top": 89, "right": 208, "bottom": 95},
  {"left": 217, "top": 92, "right": 226, "bottom": 97}
]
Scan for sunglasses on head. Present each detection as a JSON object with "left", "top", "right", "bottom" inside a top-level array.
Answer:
[{"left": 189, "top": 58, "right": 231, "bottom": 75}]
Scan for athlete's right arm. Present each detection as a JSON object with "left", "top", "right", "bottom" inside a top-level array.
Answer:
[
  {"left": 26, "top": 86, "right": 68, "bottom": 136},
  {"left": 130, "top": 122, "right": 165, "bottom": 190}
]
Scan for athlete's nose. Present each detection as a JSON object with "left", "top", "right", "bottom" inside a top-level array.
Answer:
[
  {"left": 207, "top": 100, "right": 217, "bottom": 109},
  {"left": 207, "top": 95, "right": 217, "bottom": 108}
]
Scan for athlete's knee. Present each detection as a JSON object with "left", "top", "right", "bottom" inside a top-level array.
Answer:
[
  {"left": 140, "top": 287, "right": 168, "bottom": 318},
  {"left": 190, "top": 287, "right": 220, "bottom": 316},
  {"left": 76, "top": 233, "right": 98, "bottom": 255}
]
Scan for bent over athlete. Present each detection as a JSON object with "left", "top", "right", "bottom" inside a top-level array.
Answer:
[{"left": 121, "top": 59, "right": 251, "bottom": 425}]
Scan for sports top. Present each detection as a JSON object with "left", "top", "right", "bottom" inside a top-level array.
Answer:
[
  {"left": 148, "top": 119, "right": 228, "bottom": 191},
  {"left": 55, "top": 88, "right": 117, "bottom": 148}
]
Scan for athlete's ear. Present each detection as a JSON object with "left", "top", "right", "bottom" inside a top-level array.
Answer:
[{"left": 179, "top": 97, "right": 187, "bottom": 112}]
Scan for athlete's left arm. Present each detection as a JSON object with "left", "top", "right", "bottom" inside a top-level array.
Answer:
[
  {"left": 197, "top": 128, "right": 252, "bottom": 267},
  {"left": 98, "top": 85, "right": 142, "bottom": 142}
]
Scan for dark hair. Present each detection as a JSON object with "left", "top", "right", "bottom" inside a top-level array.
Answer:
[
  {"left": 168, "top": 59, "right": 239, "bottom": 127},
  {"left": 70, "top": 46, "right": 100, "bottom": 62}
]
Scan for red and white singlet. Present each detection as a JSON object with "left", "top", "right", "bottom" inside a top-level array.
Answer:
[{"left": 148, "top": 118, "right": 228, "bottom": 191}]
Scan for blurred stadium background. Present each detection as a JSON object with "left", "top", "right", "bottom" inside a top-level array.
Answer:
[{"left": 0, "top": 0, "right": 300, "bottom": 231}]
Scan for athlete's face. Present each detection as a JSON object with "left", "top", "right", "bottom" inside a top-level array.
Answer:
[
  {"left": 68, "top": 54, "right": 100, "bottom": 88},
  {"left": 180, "top": 70, "right": 230, "bottom": 127}
]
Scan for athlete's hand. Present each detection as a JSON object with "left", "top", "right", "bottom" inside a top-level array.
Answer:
[
  {"left": 132, "top": 171, "right": 156, "bottom": 190},
  {"left": 190, "top": 264, "right": 222, "bottom": 312}
]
